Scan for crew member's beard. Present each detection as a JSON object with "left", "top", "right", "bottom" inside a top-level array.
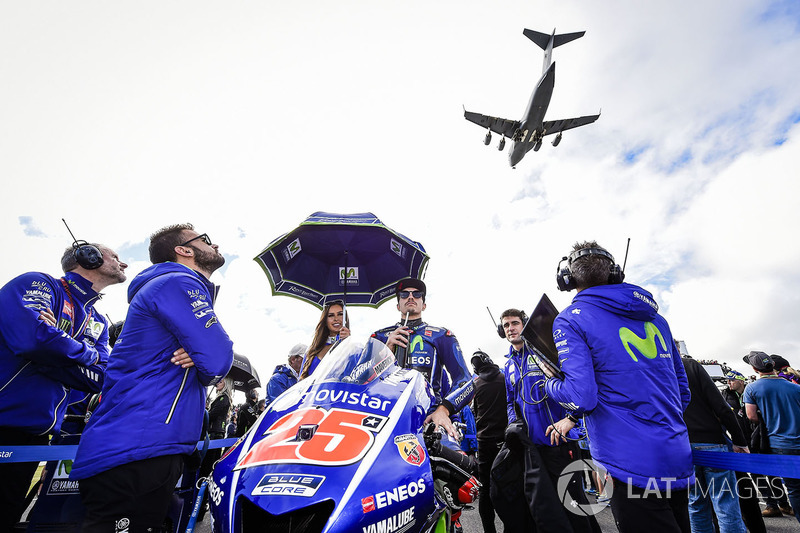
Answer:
[
  {"left": 98, "top": 263, "right": 127, "bottom": 284},
  {"left": 192, "top": 246, "right": 226, "bottom": 274}
]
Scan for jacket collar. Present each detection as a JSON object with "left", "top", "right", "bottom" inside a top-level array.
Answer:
[{"left": 63, "top": 271, "right": 101, "bottom": 304}]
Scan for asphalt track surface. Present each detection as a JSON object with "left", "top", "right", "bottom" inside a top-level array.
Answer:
[{"left": 196, "top": 498, "right": 800, "bottom": 532}]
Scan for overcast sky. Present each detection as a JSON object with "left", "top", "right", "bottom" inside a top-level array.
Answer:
[{"left": 2, "top": 1, "right": 799, "bottom": 384}]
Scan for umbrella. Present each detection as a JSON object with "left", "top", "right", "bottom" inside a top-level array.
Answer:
[
  {"left": 254, "top": 212, "right": 429, "bottom": 309},
  {"left": 228, "top": 352, "right": 261, "bottom": 391}
]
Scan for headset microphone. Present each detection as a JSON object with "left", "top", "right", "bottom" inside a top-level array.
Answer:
[{"left": 62, "top": 218, "right": 104, "bottom": 270}]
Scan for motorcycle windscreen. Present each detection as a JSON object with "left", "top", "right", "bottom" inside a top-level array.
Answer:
[{"left": 208, "top": 337, "right": 439, "bottom": 533}]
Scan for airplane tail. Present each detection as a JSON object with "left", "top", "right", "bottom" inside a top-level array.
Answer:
[{"left": 523, "top": 28, "right": 585, "bottom": 50}]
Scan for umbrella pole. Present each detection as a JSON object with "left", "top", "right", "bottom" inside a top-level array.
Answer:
[{"left": 342, "top": 250, "right": 348, "bottom": 338}]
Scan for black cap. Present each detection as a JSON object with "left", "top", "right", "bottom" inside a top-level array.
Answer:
[
  {"left": 396, "top": 277, "right": 426, "bottom": 300},
  {"left": 743, "top": 351, "right": 774, "bottom": 372},
  {"left": 771, "top": 354, "right": 791, "bottom": 370}
]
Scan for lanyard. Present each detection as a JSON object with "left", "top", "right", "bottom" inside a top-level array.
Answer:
[{"left": 59, "top": 278, "right": 93, "bottom": 339}]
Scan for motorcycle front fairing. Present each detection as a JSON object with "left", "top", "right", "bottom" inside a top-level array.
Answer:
[{"left": 209, "top": 337, "right": 447, "bottom": 533}]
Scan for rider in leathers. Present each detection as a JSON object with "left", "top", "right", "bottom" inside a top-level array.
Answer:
[{"left": 371, "top": 278, "right": 474, "bottom": 438}]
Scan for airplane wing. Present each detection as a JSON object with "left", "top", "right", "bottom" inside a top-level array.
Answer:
[
  {"left": 542, "top": 113, "right": 600, "bottom": 136},
  {"left": 464, "top": 110, "right": 520, "bottom": 138}
]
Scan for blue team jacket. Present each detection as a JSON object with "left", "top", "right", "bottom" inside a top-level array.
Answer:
[
  {"left": 71, "top": 263, "right": 233, "bottom": 480},
  {"left": 265, "top": 364, "right": 298, "bottom": 407},
  {"left": 0, "top": 271, "right": 108, "bottom": 435},
  {"left": 544, "top": 283, "right": 693, "bottom": 490},
  {"left": 504, "top": 344, "right": 580, "bottom": 446}
]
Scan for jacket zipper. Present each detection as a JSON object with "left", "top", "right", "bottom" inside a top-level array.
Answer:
[{"left": 165, "top": 368, "right": 189, "bottom": 424}]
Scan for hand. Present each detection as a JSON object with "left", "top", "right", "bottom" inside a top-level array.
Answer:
[
  {"left": 545, "top": 417, "right": 576, "bottom": 445},
  {"left": 171, "top": 347, "right": 195, "bottom": 368},
  {"left": 339, "top": 326, "right": 350, "bottom": 340},
  {"left": 386, "top": 327, "right": 410, "bottom": 351},
  {"left": 38, "top": 308, "right": 57, "bottom": 327},
  {"left": 732, "top": 444, "right": 750, "bottom": 454},
  {"left": 424, "top": 405, "right": 458, "bottom": 439}
]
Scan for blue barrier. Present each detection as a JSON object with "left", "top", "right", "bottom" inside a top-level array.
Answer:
[
  {"left": 692, "top": 450, "right": 800, "bottom": 479},
  {"left": 3, "top": 440, "right": 800, "bottom": 480},
  {"left": 0, "top": 438, "right": 239, "bottom": 463}
]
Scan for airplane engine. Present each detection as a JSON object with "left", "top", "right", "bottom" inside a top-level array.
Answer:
[
  {"left": 484, "top": 131, "right": 492, "bottom": 145},
  {"left": 533, "top": 140, "right": 543, "bottom": 152},
  {"left": 498, "top": 138, "right": 506, "bottom": 151},
  {"left": 552, "top": 133, "right": 563, "bottom": 147}
]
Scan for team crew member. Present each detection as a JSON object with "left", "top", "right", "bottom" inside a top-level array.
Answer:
[
  {"left": 0, "top": 242, "right": 126, "bottom": 532},
  {"left": 372, "top": 278, "right": 474, "bottom": 437},
  {"left": 544, "top": 241, "right": 693, "bottom": 533},
  {"left": 499, "top": 308, "right": 598, "bottom": 532},
  {"left": 71, "top": 224, "right": 234, "bottom": 532}
]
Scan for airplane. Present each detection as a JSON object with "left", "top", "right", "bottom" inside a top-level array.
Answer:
[{"left": 464, "top": 28, "right": 600, "bottom": 168}]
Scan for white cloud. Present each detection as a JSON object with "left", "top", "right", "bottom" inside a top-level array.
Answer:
[{"left": 2, "top": 0, "right": 799, "bottom": 382}]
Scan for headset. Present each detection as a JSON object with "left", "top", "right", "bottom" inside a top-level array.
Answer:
[
  {"left": 497, "top": 310, "right": 529, "bottom": 338},
  {"left": 556, "top": 246, "right": 624, "bottom": 292},
  {"left": 471, "top": 350, "right": 494, "bottom": 370},
  {"left": 63, "top": 218, "right": 104, "bottom": 270}
]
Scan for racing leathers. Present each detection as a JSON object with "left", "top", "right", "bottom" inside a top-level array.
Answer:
[
  {"left": 544, "top": 282, "right": 693, "bottom": 490},
  {"left": 0, "top": 271, "right": 108, "bottom": 436},
  {"left": 71, "top": 262, "right": 233, "bottom": 481},
  {"left": 372, "top": 319, "right": 474, "bottom": 417}
]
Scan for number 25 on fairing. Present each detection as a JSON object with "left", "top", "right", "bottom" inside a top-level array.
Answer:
[{"left": 236, "top": 407, "right": 387, "bottom": 468}]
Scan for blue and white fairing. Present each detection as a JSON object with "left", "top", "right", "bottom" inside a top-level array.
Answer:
[{"left": 208, "top": 337, "right": 446, "bottom": 533}]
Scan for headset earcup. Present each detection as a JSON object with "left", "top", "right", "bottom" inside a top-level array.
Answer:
[
  {"left": 556, "top": 265, "right": 574, "bottom": 291},
  {"left": 497, "top": 324, "right": 506, "bottom": 338},
  {"left": 609, "top": 264, "right": 625, "bottom": 285},
  {"left": 75, "top": 244, "right": 104, "bottom": 270}
]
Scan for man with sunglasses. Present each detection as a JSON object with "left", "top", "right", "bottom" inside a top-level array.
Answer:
[
  {"left": 71, "top": 223, "right": 234, "bottom": 533},
  {"left": 371, "top": 278, "right": 474, "bottom": 438}
]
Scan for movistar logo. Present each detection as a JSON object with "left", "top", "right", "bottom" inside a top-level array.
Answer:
[
  {"left": 619, "top": 322, "right": 667, "bottom": 362},
  {"left": 409, "top": 335, "right": 424, "bottom": 353}
]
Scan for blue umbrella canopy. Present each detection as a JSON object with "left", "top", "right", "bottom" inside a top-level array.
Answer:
[{"left": 254, "top": 212, "right": 429, "bottom": 309}]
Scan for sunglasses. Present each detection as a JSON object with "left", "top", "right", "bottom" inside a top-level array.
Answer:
[
  {"left": 398, "top": 290, "right": 424, "bottom": 300},
  {"left": 180, "top": 233, "right": 212, "bottom": 247}
]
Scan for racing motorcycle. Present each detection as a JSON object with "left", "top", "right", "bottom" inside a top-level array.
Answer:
[{"left": 206, "top": 336, "right": 478, "bottom": 533}]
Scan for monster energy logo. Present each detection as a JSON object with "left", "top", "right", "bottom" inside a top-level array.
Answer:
[
  {"left": 409, "top": 335, "right": 424, "bottom": 352},
  {"left": 619, "top": 322, "right": 668, "bottom": 362}
]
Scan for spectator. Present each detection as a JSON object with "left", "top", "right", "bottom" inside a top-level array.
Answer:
[
  {"left": 772, "top": 354, "right": 800, "bottom": 385},
  {"left": 235, "top": 388, "right": 260, "bottom": 437},
  {"left": 198, "top": 377, "right": 234, "bottom": 518},
  {"left": 300, "top": 301, "right": 350, "bottom": 379},
  {"left": 743, "top": 351, "right": 800, "bottom": 526},
  {"left": 265, "top": 343, "right": 307, "bottom": 408},
  {"left": 470, "top": 350, "right": 508, "bottom": 533},
  {"left": 0, "top": 242, "right": 127, "bottom": 531},
  {"left": 544, "top": 241, "right": 693, "bottom": 533},
  {"left": 723, "top": 370, "right": 771, "bottom": 529},
  {"left": 70, "top": 224, "right": 234, "bottom": 532},
  {"left": 225, "top": 410, "right": 237, "bottom": 439},
  {"left": 682, "top": 356, "right": 748, "bottom": 533}
]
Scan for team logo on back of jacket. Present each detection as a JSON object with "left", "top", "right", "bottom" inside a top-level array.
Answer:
[{"left": 618, "top": 322, "right": 671, "bottom": 362}]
